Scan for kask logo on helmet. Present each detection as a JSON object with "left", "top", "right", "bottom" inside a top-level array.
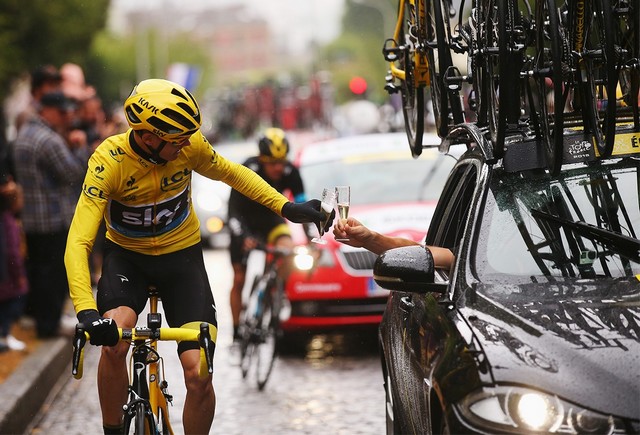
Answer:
[{"left": 137, "top": 97, "right": 159, "bottom": 115}]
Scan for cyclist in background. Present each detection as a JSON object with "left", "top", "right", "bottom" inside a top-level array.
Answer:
[
  {"left": 64, "top": 80, "right": 328, "bottom": 435},
  {"left": 227, "top": 128, "right": 312, "bottom": 346}
]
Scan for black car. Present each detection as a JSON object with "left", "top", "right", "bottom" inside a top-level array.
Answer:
[{"left": 376, "top": 129, "right": 640, "bottom": 434}]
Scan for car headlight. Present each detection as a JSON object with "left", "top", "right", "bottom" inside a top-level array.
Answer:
[
  {"left": 456, "top": 386, "right": 618, "bottom": 434},
  {"left": 204, "top": 216, "right": 225, "bottom": 234},
  {"left": 293, "top": 246, "right": 315, "bottom": 271},
  {"left": 196, "top": 191, "right": 223, "bottom": 212}
]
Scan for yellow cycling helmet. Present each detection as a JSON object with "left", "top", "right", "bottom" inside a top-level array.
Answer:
[
  {"left": 258, "top": 128, "right": 289, "bottom": 161},
  {"left": 124, "top": 79, "right": 201, "bottom": 140}
]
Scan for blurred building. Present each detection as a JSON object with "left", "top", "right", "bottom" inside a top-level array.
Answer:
[{"left": 116, "top": 4, "right": 309, "bottom": 86}]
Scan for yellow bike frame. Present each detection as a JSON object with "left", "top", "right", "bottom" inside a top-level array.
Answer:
[
  {"left": 389, "top": 0, "right": 430, "bottom": 87},
  {"left": 72, "top": 289, "right": 216, "bottom": 435}
]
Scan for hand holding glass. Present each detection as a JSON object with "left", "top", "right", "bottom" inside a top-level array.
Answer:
[
  {"left": 311, "top": 188, "right": 336, "bottom": 244},
  {"left": 335, "top": 186, "right": 350, "bottom": 241}
]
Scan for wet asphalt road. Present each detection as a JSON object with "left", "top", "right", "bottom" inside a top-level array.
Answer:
[{"left": 28, "top": 249, "right": 386, "bottom": 435}]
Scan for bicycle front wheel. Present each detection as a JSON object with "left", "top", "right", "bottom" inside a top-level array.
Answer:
[
  {"left": 255, "top": 283, "right": 281, "bottom": 391},
  {"left": 134, "top": 402, "right": 147, "bottom": 435},
  {"left": 398, "top": 0, "right": 426, "bottom": 157},
  {"left": 427, "top": 0, "right": 465, "bottom": 139}
]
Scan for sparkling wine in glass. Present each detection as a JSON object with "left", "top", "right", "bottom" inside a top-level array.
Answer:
[
  {"left": 335, "top": 186, "right": 350, "bottom": 241},
  {"left": 311, "top": 188, "right": 335, "bottom": 244}
]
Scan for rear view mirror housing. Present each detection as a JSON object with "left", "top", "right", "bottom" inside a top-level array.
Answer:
[{"left": 373, "top": 245, "right": 447, "bottom": 294}]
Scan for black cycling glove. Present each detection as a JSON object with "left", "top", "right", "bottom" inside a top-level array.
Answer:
[
  {"left": 282, "top": 199, "right": 335, "bottom": 232},
  {"left": 77, "top": 309, "right": 119, "bottom": 347}
]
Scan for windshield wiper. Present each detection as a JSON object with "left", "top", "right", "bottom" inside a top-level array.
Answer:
[{"left": 531, "top": 209, "right": 640, "bottom": 262}]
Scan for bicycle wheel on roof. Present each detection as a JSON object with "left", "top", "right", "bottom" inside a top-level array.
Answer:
[
  {"left": 426, "top": 0, "right": 465, "bottom": 141},
  {"left": 398, "top": 0, "right": 428, "bottom": 157},
  {"left": 614, "top": 0, "right": 640, "bottom": 131},
  {"left": 528, "top": 0, "right": 564, "bottom": 174},
  {"left": 485, "top": 0, "right": 526, "bottom": 158}
]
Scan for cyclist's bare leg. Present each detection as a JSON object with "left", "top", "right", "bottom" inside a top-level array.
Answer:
[
  {"left": 230, "top": 263, "right": 246, "bottom": 339},
  {"left": 98, "top": 306, "right": 137, "bottom": 427},
  {"left": 180, "top": 348, "right": 215, "bottom": 434}
]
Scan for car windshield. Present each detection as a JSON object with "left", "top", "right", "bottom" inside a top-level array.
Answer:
[
  {"left": 300, "top": 150, "right": 458, "bottom": 205},
  {"left": 475, "top": 157, "right": 640, "bottom": 284}
]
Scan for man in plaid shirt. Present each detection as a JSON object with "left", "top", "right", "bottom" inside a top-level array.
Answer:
[{"left": 13, "top": 91, "right": 91, "bottom": 338}]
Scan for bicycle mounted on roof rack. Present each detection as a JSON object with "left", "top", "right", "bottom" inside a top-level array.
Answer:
[{"left": 388, "top": 0, "right": 640, "bottom": 176}]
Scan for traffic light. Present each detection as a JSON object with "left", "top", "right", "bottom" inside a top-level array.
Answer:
[{"left": 349, "top": 76, "right": 368, "bottom": 95}]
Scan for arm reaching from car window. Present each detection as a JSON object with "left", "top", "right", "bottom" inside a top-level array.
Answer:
[{"left": 333, "top": 217, "right": 454, "bottom": 270}]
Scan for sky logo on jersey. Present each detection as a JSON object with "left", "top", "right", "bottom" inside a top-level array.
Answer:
[{"left": 108, "top": 185, "right": 190, "bottom": 237}]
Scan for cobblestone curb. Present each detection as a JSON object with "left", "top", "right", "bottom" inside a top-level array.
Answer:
[{"left": 0, "top": 337, "right": 70, "bottom": 434}]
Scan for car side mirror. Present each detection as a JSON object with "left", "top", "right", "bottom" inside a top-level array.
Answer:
[{"left": 373, "top": 245, "right": 447, "bottom": 294}]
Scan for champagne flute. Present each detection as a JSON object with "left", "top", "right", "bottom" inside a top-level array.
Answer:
[
  {"left": 311, "top": 188, "right": 336, "bottom": 244},
  {"left": 335, "top": 186, "right": 350, "bottom": 241}
]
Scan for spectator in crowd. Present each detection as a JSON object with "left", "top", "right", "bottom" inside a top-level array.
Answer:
[
  {"left": 0, "top": 139, "right": 28, "bottom": 352},
  {"left": 12, "top": 91, "right": 91, "bottom": 338},
  {"left": 15, "top": 65, "right": 63, "bottom": 132}
]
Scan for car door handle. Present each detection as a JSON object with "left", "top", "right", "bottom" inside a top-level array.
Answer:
[{"left": 400, "top": 296, "right": 414, "bottom": 311}]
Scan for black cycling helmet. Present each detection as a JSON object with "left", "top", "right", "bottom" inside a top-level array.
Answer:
[{"left": 258, "top": 128, "right": 289, "bottom": 161}]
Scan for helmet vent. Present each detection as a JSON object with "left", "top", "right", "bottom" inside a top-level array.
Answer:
[
  {"left": 126, "top": 106, "right": 141, "bottom": 124},
  {"left": 161, "top": 108, "right": 196, "bottom": 130},
  {"left": 147, "top": 116, "right": 183, "bottom": 135}
]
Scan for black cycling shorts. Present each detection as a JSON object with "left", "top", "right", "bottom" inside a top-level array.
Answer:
[{"left": 97, "top": 239, "right": 217, "bottom": 354}]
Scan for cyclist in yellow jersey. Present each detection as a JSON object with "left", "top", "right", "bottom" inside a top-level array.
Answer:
[{"left": 64, "top": 79, "right": 330, "bottom": 435}]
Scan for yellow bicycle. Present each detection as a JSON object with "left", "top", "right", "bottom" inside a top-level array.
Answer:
[
  {"left": 71, "top": 287, "right": 215, "bottom": 435},
  {"left": 383, "top": 0, "right": 464, "bottom": 157}
]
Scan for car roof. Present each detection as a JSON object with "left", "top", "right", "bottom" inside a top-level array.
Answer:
[{"left": 296, "top": 132, "right": 443, "bottom": 166}]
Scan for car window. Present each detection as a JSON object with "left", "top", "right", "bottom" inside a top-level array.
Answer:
[
  {"left": 299, "top": 152, "right": 457, "bottom": 205},
  {"left": 476, "top": 158, "right": 640, "bottom": 284},
  {"left": 426, "top": 162, "right": 479, "bottom": 253}
]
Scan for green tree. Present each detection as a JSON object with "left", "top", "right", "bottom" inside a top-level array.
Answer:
[
  {"left": 85, "top": 30, "right": 214, "bottom": 111},
  {"left": 0, "top": 0, "right": 110, "bottom": 101},
  {"left": 317, "top": 0, "right": 395, "bottom": 105}
]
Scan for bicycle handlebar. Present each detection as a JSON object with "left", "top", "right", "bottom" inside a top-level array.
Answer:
[{"left": 71, "top": 322, "right": 215, "bottom": 380}]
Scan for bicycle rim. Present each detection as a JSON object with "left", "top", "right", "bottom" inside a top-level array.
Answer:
[
  {"left": 427, "top": 0, "right": 464, "bottom": 139},
  {"left": 399, "top": 0, "right": 425, "bottom": 157},
  {"left": 239, "top": 320, "right": 255, "bottom": 379},
  {"left": 591, "top": 0, "right": 618, "bottom": 157},
  {"left": 472, "top": 3, "right": 492, "bottom": 129},
  {"left": 489, "top": 0, "right": 522, "bottom": 157},
  {"left": 239, "top": 278, "right": 263, "bottom": 379},
  {"left": 629, "top": 0, "right": 640, "bottom": 130},
  {"left": 533, "top": 0, "right": 564, "bottom": 175},
  {"left": 616, "top": 0, "right": 640, "bottom": 130},
  {"left": 255, "top": 293, "right": 278, "bottom": 391}
]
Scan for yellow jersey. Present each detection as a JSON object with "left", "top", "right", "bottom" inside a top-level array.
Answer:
[{"left": 65, "top": 129, "right": 289, "bottom": 313}]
